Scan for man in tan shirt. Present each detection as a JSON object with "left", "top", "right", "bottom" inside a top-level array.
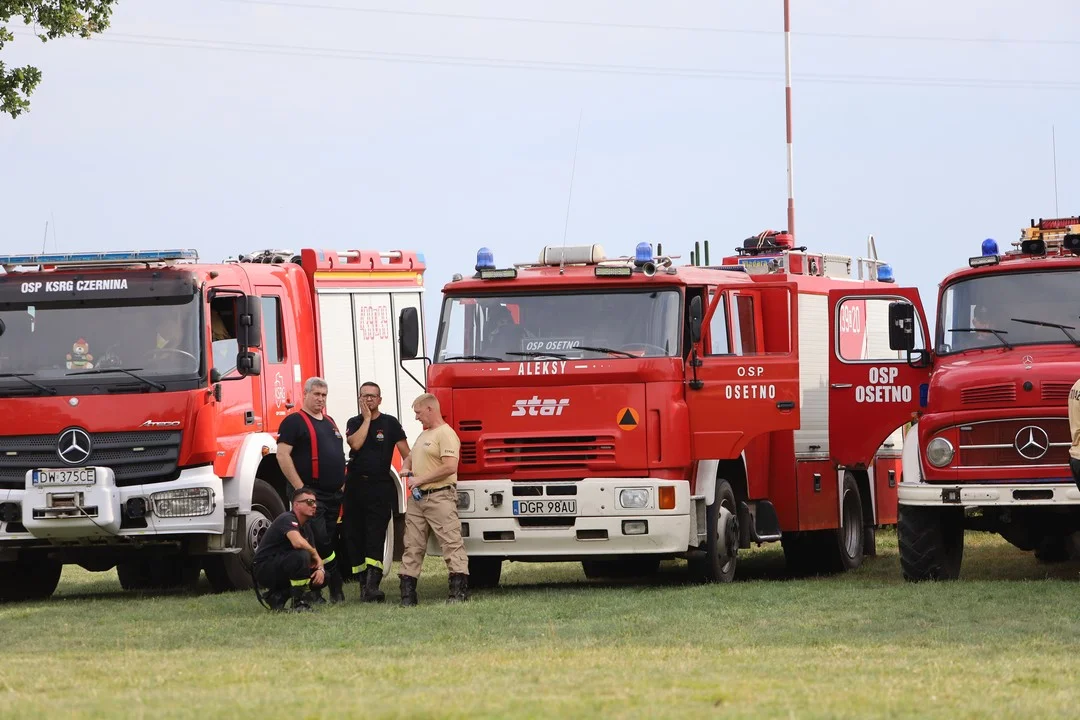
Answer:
[
  {"left": 398, "top": 393, "right": 469, "bottom": 606},
  {"left": 1068, "top": 378, "right": 1080, "bottom": 489}
]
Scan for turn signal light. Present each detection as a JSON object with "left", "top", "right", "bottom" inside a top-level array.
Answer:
[{"left": 658, "top": 485, "right": 676, "bottom": 509}]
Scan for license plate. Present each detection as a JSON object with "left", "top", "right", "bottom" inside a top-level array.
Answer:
[
  {"left": 512, "top": 499, "right": 577, "bottom": 516},
  {"left": 32, "top": 468, "right": 97, "bottom": 486}
]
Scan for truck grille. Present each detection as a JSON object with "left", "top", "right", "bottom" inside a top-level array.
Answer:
[
  {"left": 960, "top": 383, "right": 1016, "bottom": 404},
  {"left": 0, "top": 431, "right": 182, "bottom": 489},
  {"left": 957, "top": 418, "right": 1069, "bottom": 468},
  {"left": 482, "top": 435, "right": 617, "bottom": 470},
  {"left": 1041, "top": 382, "right": 1073, "bottom": 402}
]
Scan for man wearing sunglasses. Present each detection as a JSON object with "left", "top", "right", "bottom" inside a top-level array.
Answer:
[{"left": 252, "top": 486, "right": 326, "bottom": 612}]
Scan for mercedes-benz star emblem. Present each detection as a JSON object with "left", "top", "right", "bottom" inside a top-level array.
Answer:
[
  {"left": 1022, "top": 355, "right": 1034, "bottom": 370},
  {"left": 1014, "top": 425, "right": 1049, "bottom": 461},
  {"left": 57, "top": 428, "right": 92, "bottom": 465}
]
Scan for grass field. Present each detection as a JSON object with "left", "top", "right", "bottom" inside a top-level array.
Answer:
[{"left": 3, "top": 530, "right": 1080, "bottom": 719}]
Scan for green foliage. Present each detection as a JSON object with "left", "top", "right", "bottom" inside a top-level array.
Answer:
[{"left": 0, "top": 1, "right": 117, "bottom": 118}]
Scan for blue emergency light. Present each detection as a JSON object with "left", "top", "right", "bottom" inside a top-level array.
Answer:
[
  {"left": 981, "top": 238, "right": 998, "bottom": 256},
  {"left": 0, "top": 249, "right": 199, "bottom": 266},
  {"left": 475, "top": 247, "right": 495, "bottom": 271},
  {"left": 877, "top": 264, "right": 894, "bottom": 282},
  {"left": 634, "top": 242, "right": 652, "bottom": 267}
]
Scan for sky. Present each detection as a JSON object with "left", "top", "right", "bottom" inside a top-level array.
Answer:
[{"left": 2, "top": 0, "right": 1078, "bottom": 346}]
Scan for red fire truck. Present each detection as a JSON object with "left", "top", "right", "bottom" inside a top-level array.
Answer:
[
  {"left": 398, "top": 233, "right": 930, "bottom": 586},
  {"left": 0, "top": 248, "right": 426, "bottom": 601},
  {"left": 894, "top": 217, "right": 1080, "bottom": 580}
]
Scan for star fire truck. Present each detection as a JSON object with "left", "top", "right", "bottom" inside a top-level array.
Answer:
[
  {"left": 894, "top": 216, "right": 1080, "bottom": 580},
  {"left": 0, "top": 248, "right": 426, "bottom": 601},
  {"left": 398, "top": 233, "right": 930, "bottom": 586}
]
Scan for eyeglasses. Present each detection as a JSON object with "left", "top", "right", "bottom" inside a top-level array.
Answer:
[
  {"left": 360, "top": 394, "right": 380, "bottom": 399},
  {"left": 295, "top": 498, "right": 317, "bottom": 507}
]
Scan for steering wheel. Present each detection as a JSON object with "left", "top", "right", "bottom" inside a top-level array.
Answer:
[
  {"left": 617, "top": 343, "right": 669, "bottom": 358},
  {"left": 148, "top": 348, "right": 198, "bottom": 365}
]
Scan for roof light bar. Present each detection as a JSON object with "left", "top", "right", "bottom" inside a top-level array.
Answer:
[
  {"left": 0, "top": 249, "right": 199, "bottom": 267},
  {"left": 968, "top": 254, "right": 1000, "bottom": 268},
  {"left": 595, "top": 265, "right": 632, "bottom": 277},
  {"left": 478, "top": 268, "right": 517, "bottom": 280}
]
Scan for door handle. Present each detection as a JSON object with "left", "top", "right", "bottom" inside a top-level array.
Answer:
[
  {"left": 776, "top": 401, "right": 796, "bottom": 410},
  {"left": 830, "top": 383, "right": 853, "bottom": 389},
  {"left": 285, "top": 402, "right": 295, "bottom": 409}
]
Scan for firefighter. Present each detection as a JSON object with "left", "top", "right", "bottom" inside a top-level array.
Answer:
[
  {"left": 252, "top": 486, "right": 325, "bottom": 612},
  {"left": 276, "top": 377, "right": 347, "bottom": 604},
  {"left": 1068, "top": 378, "right": 1080, "bottom": 491},
  {"left": 344, "top": 381, "right": 410, "bottom": 602},
  {"left": 398, "top": 393, "right": 469, "bottom": 606}
]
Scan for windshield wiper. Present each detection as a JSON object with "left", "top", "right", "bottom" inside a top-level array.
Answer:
[
  {"left": 1011, "top": 318, "right": 1080, "bottom": 346},
  {"left": 949, "top": 328, "right": 1013, "bottom": 350},
  {"left": 0, "top": 373, "right": 57, "bottom": 395},
  {"left": 573, "top": 345, "right": 638, "bottom": 359},
  {"left": 506, "top": 351, "right": 571, "bottom": 360},
  {"left": 67, "top": 367, "right": 167, "bottom": 391},
  {"left": 441, "top": 354, "right": 505, "bottom": 363}
]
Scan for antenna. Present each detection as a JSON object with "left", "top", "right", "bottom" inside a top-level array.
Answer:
[
  {"left": 1053, "top": 124, "right": 1060, "bottom": 216},
  {"left": 783, "top": 0, "right": 796, "bottom": 240},
  {"left": 41, "top": 221, "right": 49, "bottom": 253},
  {"left": 560, "top": 110, "right": 583, "bottom": 275}
]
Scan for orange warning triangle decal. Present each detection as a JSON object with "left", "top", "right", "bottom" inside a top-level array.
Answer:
[{"left": 617, "top": 407, "right": 639, "bottom": 430}]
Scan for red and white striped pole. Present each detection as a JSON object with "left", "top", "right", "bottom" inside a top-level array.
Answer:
[{"left": 783, "top": 0, "right": 796, "bottom": 240}]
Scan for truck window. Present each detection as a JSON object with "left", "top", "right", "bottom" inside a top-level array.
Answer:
[
  {"left": 837, "top": 297, "right": 922, "bottom": 362},
  {"left": 729, "top": 294, "right": 757, "bottom": 355},
  {"left": 706, "top": 291, "right": 730, "bottom": 355},
  {"left": 259, "top": 296, "right": 285, "bottom": 363},
  {"left": 435, "top": 290, "right": 680, "bottom": 362}
]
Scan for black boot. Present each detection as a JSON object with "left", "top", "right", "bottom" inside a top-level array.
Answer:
[
  {"left": 290, "top": 586, "right": 314, "bottom": 612},
  {"left": 447, "top": 572, "right": 469, "bottom": 604},
  {"left": 265, "top": 588, "right": 289, "bottom": 612},
  {"left": 362, "top": 566, "right": 386, "bottom": 603},
  {"left": 304, "top": 587, "right": 327, "bottom": 606},
  {"left": 399, "top": 574, "right": 418, "bottom": 607},
  {"left": 328, "top": 566, "right": 345, "bottom": 604},
  {"left": 356, "top": 568, "right": 368, "bottom": 596}
]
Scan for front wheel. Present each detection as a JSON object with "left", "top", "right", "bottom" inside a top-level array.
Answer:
[
  {"left": 688, "top": 479, "right": 738, "bottom": 583},
  {"left": 823, "top": 472, "right": 865, "bottom": 572},
  {"left": 0, "top": 556, "right": 62, "bottom": 603},
  {"left": 898, "top": 505, "right": 964, "bottom": 581},
  {"left": 205, "top": 479, "right": 285, "bottom": 592}
]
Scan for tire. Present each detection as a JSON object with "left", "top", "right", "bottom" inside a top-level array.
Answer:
[
  {"left": 581, "top": 556, "right": 661, "bottom": 580},
  {"left": 205, "top": 479, "right": 286, "bottom": 592},
  {"left": 468, "top": 557, "right": 503, "bottom": 589},
  {"left": 822, "top": 472, "right": 865, "bottom": 573},
  {"left": 688, "top": 479, "right": 738, "bottom": 583},
  {"left": 0, "top": 556, "right": 62, "bottom": 603},
  {"left": 898, "top": 505, "right": 964, "bottom": 581}
]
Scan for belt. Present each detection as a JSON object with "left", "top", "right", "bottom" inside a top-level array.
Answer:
[{"left": 418, "top": 485, "right": 454, "bottom": 496}]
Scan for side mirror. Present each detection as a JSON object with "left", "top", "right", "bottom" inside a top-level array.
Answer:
[
  {"left": 0, "top": 318, "right": 5, "bottom": 337},
  {"left": 689, "top": 295, "right": 703, "bottom": 344},
  {"left": 237, "top": 351, "right": 262, "bottom": 377},
  {"left": 399, "top": 306, "right": 419, "bottom": 360},
  {"left": 888, "top": 301, "right": 916, "bottom": 352},
  {"left": 236, "top": 295, "right": 262, "bottom": 349},
  {"left": 908, "top": 348, "right": 932, "bottom": 369}
]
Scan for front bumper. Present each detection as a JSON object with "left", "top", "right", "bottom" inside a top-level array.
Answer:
[
  {"left": 438, "top": 478, "right": 692, "bottom": 559},
  {"left": 899, "top": 480, "right": 1080, "bottom": 508},
  {"left": 0, "top": 465, "right": 225, "bottom": 542}
]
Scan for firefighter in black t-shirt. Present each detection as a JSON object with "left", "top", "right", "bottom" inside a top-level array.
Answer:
[
  {"left": 276, "top": 377, "right": 347, "bottom": 604},
  {"left": 252, "top": 486, "right": 325, "bottom": 611},
  {"left": 345, "top": 381, "right": 410, "bottom": 602}
]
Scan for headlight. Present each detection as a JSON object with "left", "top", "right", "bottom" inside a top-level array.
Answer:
[
  {"left": 150, "top": 488, "right": 214, "bottom": 517},
  {"left": 619, "top": 488, "right": 650, "bottom": 509},
  {"left": 926, "top": 437, "right": 954, "bottom": 468},
  {"left": 457, "top": 491, "right": 472, "bottom": 511}
]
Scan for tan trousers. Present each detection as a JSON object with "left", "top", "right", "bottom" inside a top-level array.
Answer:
[{"left": 400, "top": 486, "right": 469, "bottom": 577}]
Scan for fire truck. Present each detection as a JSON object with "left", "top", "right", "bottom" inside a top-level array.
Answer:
[
  {"left": 0, "top": 248, "right": 426, "bottom": 601},
  {"left": 398, "top": 233, "right": 930, "bottom": 586},
  {"left": 894, "top": 216, "right": 1080, "bottom": 580}
]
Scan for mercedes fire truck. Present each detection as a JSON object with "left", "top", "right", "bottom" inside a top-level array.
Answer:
[
  {"left": 399, "top": 233, "right": 930, "bottom": 587},
  {"left": 894, "top": 216, "right": 1080, "bottom": 580},
  {"left": 0, "top": 248, "right": 426, "bottom": 601}
]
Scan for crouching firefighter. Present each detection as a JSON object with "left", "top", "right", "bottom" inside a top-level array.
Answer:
[
  {"left": 276, "top": 377, "right": 348, "bottom": 604},
  {"left": 252, "top": 486, "right": 326, "bottom": 612}
]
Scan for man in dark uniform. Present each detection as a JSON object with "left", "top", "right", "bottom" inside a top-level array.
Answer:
[
  {"left": 345, "top": 381, "right": 410, "bottom": 602},
  {"left": 276, "top": 377, "right": 347, "bottom": 604},
  {"left": 252, "top": 486, "right": 325, "bottom": 612}
]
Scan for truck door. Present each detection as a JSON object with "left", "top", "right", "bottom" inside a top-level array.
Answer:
[
  {"left": 255, "top": 286, "right": 299, "bottom": 433},
  {"left": 827, "top": 287, "right": 931, "bottom": 467},
  {"left": 208, "top": 283, "right": 263, "bottom": 434},
  {"left": 686, "top": 281, "right": 801, "bottom": 459}
]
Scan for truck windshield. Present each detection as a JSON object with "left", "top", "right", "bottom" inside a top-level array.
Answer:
[
  {"left": 435, "top": 289, "right": 681, "bottom": 362},
  {"left": 0, "top": 297, "right": 202, "bottom": 391},
  {"left": 938, "top": 269, "right": 1080, "bottom": 354}
]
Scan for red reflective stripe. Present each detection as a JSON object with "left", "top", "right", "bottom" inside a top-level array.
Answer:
[{"left": 293, "top": 411, "right": 338, "bottom": 482}]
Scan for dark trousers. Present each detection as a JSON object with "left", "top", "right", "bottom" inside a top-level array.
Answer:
[
  {"left": 253, "top": 549, "right": 312, "bottom": 591},
  {"left": 344, "top": 475, "right": 394, "bottom": 572},
  {"left": 1070, "top": 458, "right": 1080, "bottom": 491},
  {"left": 288, "top": 486, "right": 342, "bottom": 570}
]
